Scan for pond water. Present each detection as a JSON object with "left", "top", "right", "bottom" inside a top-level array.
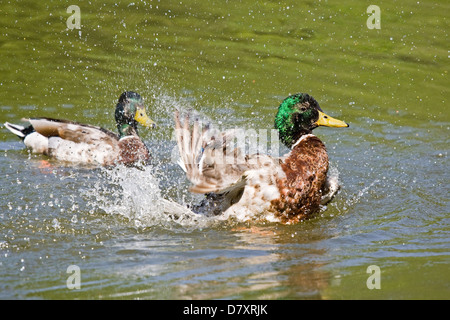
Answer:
[{"left": 0, "top": 0, "right": 448, "bottom": 299}]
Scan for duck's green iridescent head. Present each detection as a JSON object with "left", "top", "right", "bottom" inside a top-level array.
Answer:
[
  {"left": 115, "top": 91, "right": 156, "bottom": 137},
  {"left": 274, "top": 93, "right": 348, "bottom": 148}
]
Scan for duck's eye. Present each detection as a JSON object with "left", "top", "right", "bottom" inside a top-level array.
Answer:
[{"left": 300, "top": 107, "right": 307, "bottom": 111}]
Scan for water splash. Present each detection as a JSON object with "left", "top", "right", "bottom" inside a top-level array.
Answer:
[
  {"left": 79, "top": 88, "right": 345, "bottom": 228},
  {"left": 85, "top": 165, "right": 211, "bottom": 230},
  {"left": 102, "top": 162, "right": 344, "bottom": 228},
  {"left": 331, "top": 178, "right": 381, "bottom": 215}
]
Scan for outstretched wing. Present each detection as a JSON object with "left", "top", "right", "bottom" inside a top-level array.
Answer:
[{"left": 174, "top": 111, "right": 280, "bottom": 194}]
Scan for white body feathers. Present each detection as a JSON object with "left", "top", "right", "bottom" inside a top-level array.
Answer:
[{"left": 4, "top": 119, "right": 122, "bottom": 165}]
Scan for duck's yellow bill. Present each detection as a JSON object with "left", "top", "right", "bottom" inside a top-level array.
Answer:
[
  {"left": 315, "top": 111, "right": 349, "bottom": 128},
  {"left": 135, "top": 108, "right": 156, "bottom": 128}
]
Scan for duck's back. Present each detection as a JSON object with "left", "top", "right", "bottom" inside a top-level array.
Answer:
[
  {"left": 218, "top": 154, "right": 286, "bottom": 221},
  {"left": 30, "top": 118, "right": 122, "bottom": 166}
]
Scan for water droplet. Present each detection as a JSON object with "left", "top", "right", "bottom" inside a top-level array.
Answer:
[{"left": 52, "top": 218, "right": 61, "bottom": 230}]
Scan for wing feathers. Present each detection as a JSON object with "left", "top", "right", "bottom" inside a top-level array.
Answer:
[
  {"left": 174, "top": 110, "right": 250, "bottom": 194},
  {"left": 28, "top": 118, "right": 119, "bottom": 146}
]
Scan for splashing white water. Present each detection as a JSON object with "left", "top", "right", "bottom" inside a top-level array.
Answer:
[
  {"left": 86, "top": 165, "right": 211, "bottom": 229},
  {"left": 84, "top": 163, "right": 344, "bottom": 228},
  {"left": 81, "top": 86, "right": 345, "bottom": 228},
  {"left": 329, "top": 177, "right": 380, "bottom": 215}
]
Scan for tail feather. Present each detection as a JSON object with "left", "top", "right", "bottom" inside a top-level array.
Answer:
[{"left": 4, "top": 122, "right": 34, "bottom": 139}]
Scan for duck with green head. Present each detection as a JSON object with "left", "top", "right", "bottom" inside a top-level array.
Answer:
[
  {"left": 4, "top": 91, "right": 156, "bottom": 166},
  {"left": 174, "top": 93, "right": 348, "bottom": 223}
]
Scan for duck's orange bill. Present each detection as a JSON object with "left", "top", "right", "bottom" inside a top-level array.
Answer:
[
  {"left": 315, "top": 111, "right": 349, "bottom": 128},
  {"left": 134, "top": 107, "right": 156, "bottom": 128}
]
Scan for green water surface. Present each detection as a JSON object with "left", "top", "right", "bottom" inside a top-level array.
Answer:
[{"left": 0, "top": 0, "right": 448, "bottom": 300}]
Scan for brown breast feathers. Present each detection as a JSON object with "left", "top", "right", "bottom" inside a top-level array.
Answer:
[
  {"left": 271, "top": 135, "right": 329, "bottom": 223},
  {"left": 117, "top": 137, "right": 150, "bottom": 166}
]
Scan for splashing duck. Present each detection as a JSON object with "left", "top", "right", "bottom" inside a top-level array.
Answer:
[
  {"left": 4, "top": 91, "right": 156, "bottom": 166},
  {"left": 174, "top": 93, "right": 348, "bottom": 224}
]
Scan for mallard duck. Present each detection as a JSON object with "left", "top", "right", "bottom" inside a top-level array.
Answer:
[
  {"left": 4, "top": 91, "right": 155, "bottom": 166},
  {"left": 174, "top": 93, "right": 349, "bottom": 224}
]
